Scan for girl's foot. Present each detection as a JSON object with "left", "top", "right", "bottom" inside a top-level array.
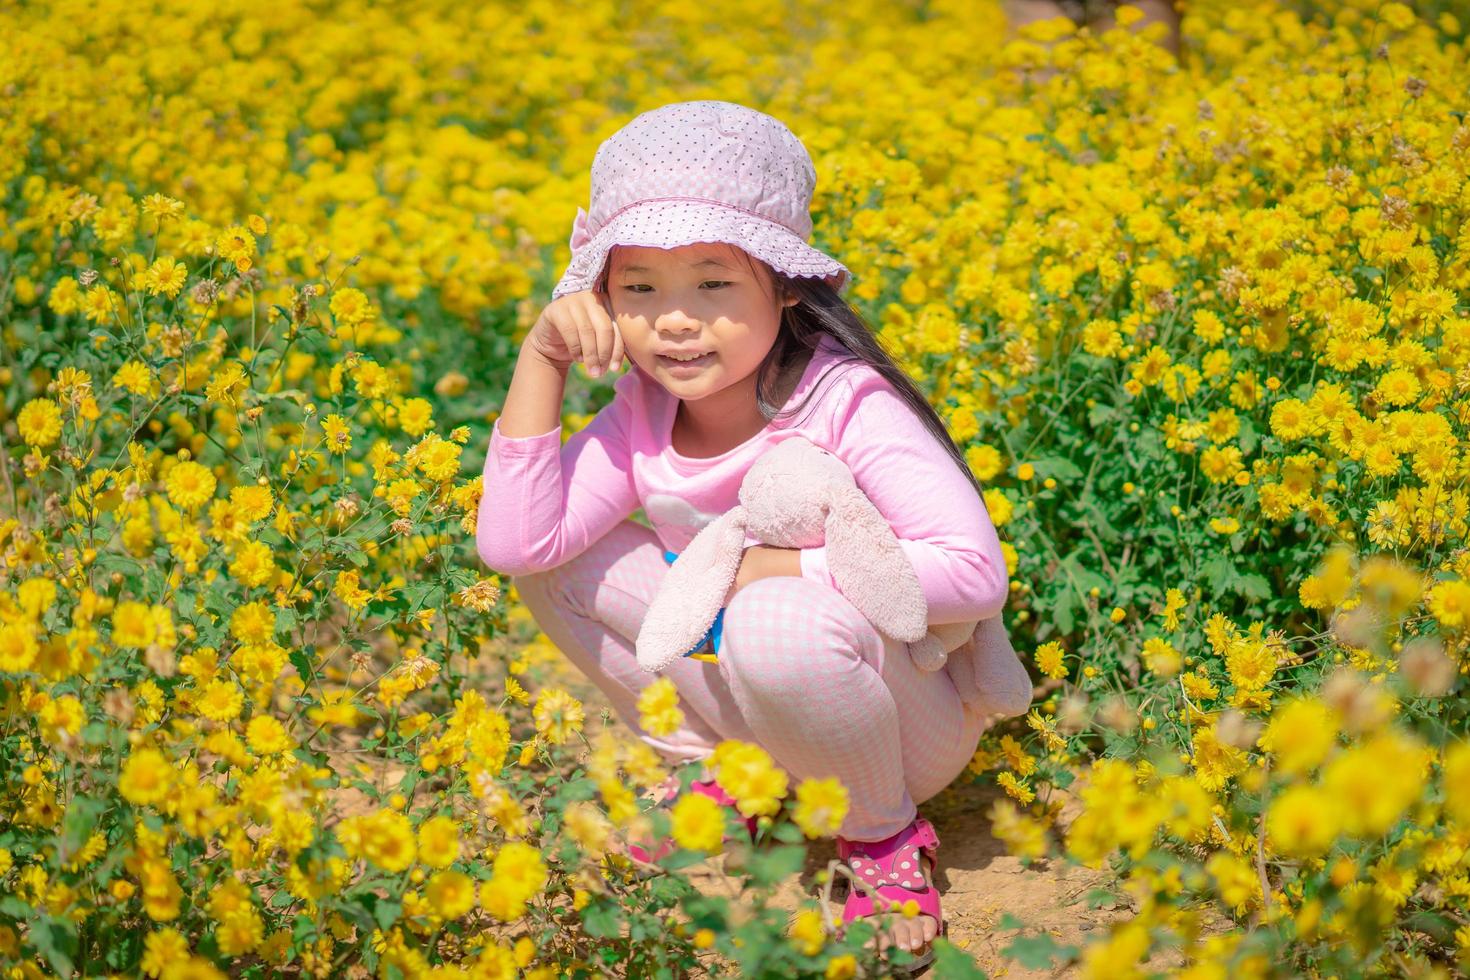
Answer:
[{"left": 836, "top": 817, "right": 944, "bottom": 972}]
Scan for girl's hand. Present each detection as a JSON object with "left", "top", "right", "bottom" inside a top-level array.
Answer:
[
  {"left": 722, "top": 545, "right": 803, "bottom": 606},
  {"left": 526, "top": 288, "right": 626, "bottom": 378}
]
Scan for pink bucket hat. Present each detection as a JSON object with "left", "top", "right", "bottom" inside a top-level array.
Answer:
[{"left": 552, "top": 100, "right": 851, "bottom": 301}]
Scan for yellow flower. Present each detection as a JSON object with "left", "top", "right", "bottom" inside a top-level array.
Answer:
[
  {"left": 1373, "top": 368, "right": 1421, "bottom": 407},
  {"left": 1379, "top": 2, "right": 1417, "bottom": 31},
  {"left": 245, "top": 715, "right": 295, "bottom": 755},
  {"left": 670, "top": 792, "right": 725, "bottom": 853},
  {"left": 113, "top": 360, "right": 155, "bottom": 397},
  {"left": 636, "top": 677, "right": 685, "bottom": 738},
  {"left": 334, "top": 570, "right": 373, "bottom": 612},
  {"left": 792, "top": 777, "right": 849, "bottom": 839},
  {"left": 417, "top": 815, "right": 461, "bottom": 869},
  {"left": 215, "top": 225, "right": 256, "bottom": 269},
  {"left": 0, "top": 621, "right": 39, "bottom": 673},
  {"left": 330, "top": 287, "right": 374, "bottom": 324},
  {"left": 988, "top": 799, "right": 1048, "bottom": 859},
  {"left": 1257, "top": 697, "right": 1337, "bottom": 776},
  {"left": 1266, "top": 784, "right": 1339, "bottom": 858},
  {"left": 321, "top": 413, "right": 352, "bottom": 454},
  {"left": 1190, "top": 725, "right": 1247, "bottom": 792},
  {"left": 205, "top": 360, "right": 248, "bottom": 408},
  {"left": 997, "top": 771, "right": 1035, "bottom": 804},
  {"left": 141, "top": 194, "right": 185, "bottom": 221},
  {"left": 112, "top": 601, "right": 157, "bottom": 649},
  {"left": 1034, "top": 641, "right": 1066, "bottom": 679},
  {"left": 425, "top": 870, "right": 476, "bottom": 920},
  {"left": 1443, "top": 741, "right": 1470, "bottom": 827},
  {"left": 17, "top": 399, "right": 62, "bottom": 447},
  {"left": 229, "top": 484, "right": 274, "bottom": 523},
  {"left": 532, "top": 688, "right": 584, "bottom": 746},
  {"left": 166, "top": 460, "right": 216, "bottom": 510},
  {"left": 708, "top": 740, "right": 788, "bottom": 818},
  {"left": 788, "top": 906, "right": 826, "bottom": 956},
  {"left": 229, "top": 601, "right": 276, "bottom": 645},
  {"left": 481, "top": 841, "right": 547, "bottom": 921},
  {"left": 397, "top": 397, "right": 434, "bottom": 437},
  {"left": 229, "top": 540, "right": 277, "bottom": 589},
  {"left": 965, "top": 443, "right": 1005, "bottom": 480},
  {"left": 355, "top": 810, "right": 417, "bottom": 873},
  {"left": 196, "top": 680, "right": 243, "bottom": 722},
  {"left": 1140, "top": 636, "right": 1181, "bottom": 677},
  {"left": 141, "top": 928, "right": 189, "bottom": 978},
  {"left": 119, "top": 748, "right": 173, "bottom": 806},
  {"left": 561, "top": 801, "right": 611, "bottom": 858},
  {"left": 143, "top": 256, "right": 189, "bottom": 297},
  {"left": 1321, "top": 731, "right": 1426, "bottom": 838}
]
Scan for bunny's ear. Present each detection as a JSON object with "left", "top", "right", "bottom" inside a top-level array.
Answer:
[
  {"left": 636, "top": 510, "right": 747, "bottom": 673},
  {"left": 824, "top": 485, "right": 929, "bottom": 643}
]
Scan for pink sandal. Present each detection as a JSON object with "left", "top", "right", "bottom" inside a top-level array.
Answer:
[
  {"left": 836, "top": 817, "right": 944, "bottom": 973},
  {"left": 623, "top": 770, "right": 759, "bottom": 867}
]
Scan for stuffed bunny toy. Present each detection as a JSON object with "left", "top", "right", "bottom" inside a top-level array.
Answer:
[{"left": 635, "top": 436, "right": 1033, "bottom": 723}]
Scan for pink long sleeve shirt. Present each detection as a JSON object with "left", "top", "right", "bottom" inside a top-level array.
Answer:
[{"left": 476, "top": 335, "right": 1008, "bottom": 626}]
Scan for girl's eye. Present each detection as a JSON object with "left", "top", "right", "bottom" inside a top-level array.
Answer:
[{"left": 623, "top": 282, "right": 729, "bottom": 292}]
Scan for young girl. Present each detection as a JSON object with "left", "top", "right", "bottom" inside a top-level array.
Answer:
[{"left": 477, "top": 100, "right": 1028, "bottom": 970}]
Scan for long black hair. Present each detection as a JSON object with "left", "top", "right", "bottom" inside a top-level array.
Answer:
[{"left": 597, "top": 244, "right": 988, "bottom": 504}]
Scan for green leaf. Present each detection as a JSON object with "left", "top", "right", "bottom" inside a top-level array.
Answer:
[
  {"left": 0, "top": 895, "right": 32, "bottom": 919},
  {"left": 1029, "top": 456, "right": 1085, "bottom": 481},
  {"left": 996, "top": 912, "right": 1027, "bottom": 931},
  {"left": 1199, "top": 555, "right": 1235, "bottom": 593},
  {"left": 580, "top": 897, "right": 622, "bottom": 939},
  {"left": 770, "top": 821, "right": 806, "bottom": 844},
  {"left": 1002, "top": 930, "right": 1078, "bottom": 971},
  {"left": 289, "top": 648, "right": 315, "bottom": 682},
  {"left": 1087, "top": 402, "right": 1117, "bottom": 427},
  {"left": 1049, "top": 587, "right": 1076, "bottom": 636},
  {"left": 1236, "top": 572, "right": 1271, "bottom": 600},
  {"left": 745, "top": 844, "right": 805, "bottom": 888},
  {"left": 373, "top": 898, "right": 401, "bottom": 932},
  {"left": 31, "top": 917, "right": 78, "bottom": 977},
  {"left": 931, "top": 938, "right": 989, "bottom": 978}
]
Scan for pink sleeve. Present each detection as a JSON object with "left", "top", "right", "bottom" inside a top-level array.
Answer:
[
  {"left": 799, "top": 375, "right": 1008, "bottom": 624},
  {"left": 476, "top": 372, "right": 640, "bottom": 577}
]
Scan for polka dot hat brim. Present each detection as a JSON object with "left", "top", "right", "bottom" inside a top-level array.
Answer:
[{"left": 551, "top": 196, "right": 851, "bottom": 301}]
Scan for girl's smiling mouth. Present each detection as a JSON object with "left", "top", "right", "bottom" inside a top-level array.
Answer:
[{"left": 657, "top": 350, "right": 717, "bottom": 374}]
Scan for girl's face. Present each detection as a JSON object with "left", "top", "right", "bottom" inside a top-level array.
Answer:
[{"left": 602, "top": 242, "right": 798, "bottom": 402}]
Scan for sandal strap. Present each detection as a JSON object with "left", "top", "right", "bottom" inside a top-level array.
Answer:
[{"left": 837, "top": 817, "right": 940, "bottom": 892}]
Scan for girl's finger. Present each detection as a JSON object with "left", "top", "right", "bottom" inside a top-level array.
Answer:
[
  {"left": 588, "top": 295, "right": 619, "bottom": 371},
  {"left": 608, "top": 318, "right": 625, "bottom": 372},
  {"left": 554, "top": 314, "right": 583, "bottom": 365},
  {"left": 573, "top": 314, "right": 600, "bottom": 376}
]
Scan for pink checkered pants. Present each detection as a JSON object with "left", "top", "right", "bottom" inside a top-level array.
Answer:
[{"left": 512, "top": 519, "right": 985, "bottom": 841}]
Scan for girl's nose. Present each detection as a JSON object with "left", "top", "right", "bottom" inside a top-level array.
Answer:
[{"left": 654, "top": 308, "right": 703, "bottom": 333}]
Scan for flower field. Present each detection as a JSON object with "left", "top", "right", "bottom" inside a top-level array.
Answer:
[{"left": 3, "top": 0, "right": 1470, "bottom": 976}]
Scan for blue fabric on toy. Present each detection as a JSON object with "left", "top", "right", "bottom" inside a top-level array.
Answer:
[{"left": 663, "top": 549, "right": 725, "bottom": 660}]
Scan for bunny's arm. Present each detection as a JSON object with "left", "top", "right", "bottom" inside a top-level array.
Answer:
[{"left": 800, "top": 374, "right": 1008, "bottom": 625}]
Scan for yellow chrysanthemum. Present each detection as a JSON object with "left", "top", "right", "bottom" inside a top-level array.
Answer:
[
  {"left": 166, "top": 460, "right": 216, "bottom": 510},
  {"left": 17, "top": 398, "right": 62, "bottom": 448}
]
